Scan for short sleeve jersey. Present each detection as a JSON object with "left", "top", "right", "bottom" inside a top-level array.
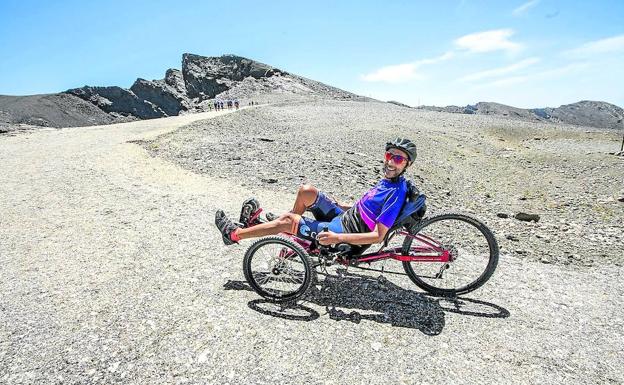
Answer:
[{"left": 341, "top": 176, "right": 408, "bottom": 232}]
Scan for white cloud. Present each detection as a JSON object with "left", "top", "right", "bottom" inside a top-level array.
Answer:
[
  {"left": 565, "top": 34, "right": 624, "bottom": 56},
  {"left": 361, "top": 52, "right": 454, "bottom": 83},
  {"left": 481, "top": 62, "right": 589, "bottom": 87},
  {"left": 454, "top": 29, "right": 522, "bottom": 53},
  {"left": 512, "top": 0, "right": 540, "bottom": 16},
  {"left": 459, "top": 57, "right": 540, "bottom": 82}
]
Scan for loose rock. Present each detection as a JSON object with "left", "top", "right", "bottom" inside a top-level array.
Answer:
[{"left": 515, "top": 212, "right": 540, "bottom": 222}]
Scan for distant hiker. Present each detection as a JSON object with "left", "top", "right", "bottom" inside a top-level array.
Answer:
[
  {"left": 214, "top": 101, "right": 218, "bottom": 110},
  {"left": 235, "top": 100, "right": 239, "bottom": 109}
]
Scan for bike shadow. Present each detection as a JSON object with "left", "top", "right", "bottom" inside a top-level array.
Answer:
[{"left": 223, "top": 268, "right": 509, "bottom": 336}]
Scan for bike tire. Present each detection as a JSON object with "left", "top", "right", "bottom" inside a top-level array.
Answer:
[
  {"left": 402, "top": 212, "right": 499, "bottom": 296},
  {"left": 243, "top": 235, "right": 313, "bottom": 302}
]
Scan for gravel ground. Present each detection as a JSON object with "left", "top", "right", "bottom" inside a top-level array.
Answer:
[{"left": 1, "top": 103, "right": 623, "bottom": 384}]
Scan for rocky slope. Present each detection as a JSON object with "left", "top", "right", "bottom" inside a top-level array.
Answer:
[
  {"left": 417, "top": 100, "right": 624, "bottom": 130},
  {"left": 0, "top": 93, "right": 128, "bottom": 131}
]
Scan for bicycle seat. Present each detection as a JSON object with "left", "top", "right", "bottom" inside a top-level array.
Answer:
[{"left": 391, "top": 179, "right": 427, "bottom": 230}]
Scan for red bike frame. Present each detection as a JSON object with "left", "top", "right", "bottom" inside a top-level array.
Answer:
[
  {"left": 291, "top": 230, "right": 452, "bottom": 265},
  {"left": 245, "top": 209, "right": 451, "bottom": 265}
]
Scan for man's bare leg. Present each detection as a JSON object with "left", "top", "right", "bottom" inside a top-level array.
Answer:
[
  {"left": 234, "top": 185, "right": 319, "bottom": 240},
  {"left": 235, "top": 212, "right": 300, "bottom": 240},
  {"left": 291, "top": 184, "right": 319, "bottom": 215}
]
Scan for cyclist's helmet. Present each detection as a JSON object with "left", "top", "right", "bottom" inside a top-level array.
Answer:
[{"left": 385, "top": 138, "right": 417, "bottom": 164}]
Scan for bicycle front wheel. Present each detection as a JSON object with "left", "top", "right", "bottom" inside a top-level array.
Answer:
[
  {"left": 243, "top": 235, "right": 313, "bottom": 302},
  {"left": 402, "top": 212, "right": 499, "bottom": 296}
]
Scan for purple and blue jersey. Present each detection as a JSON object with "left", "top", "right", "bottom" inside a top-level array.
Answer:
[{"left": 352, "top": 176, "right": 408, "bottom": 231}]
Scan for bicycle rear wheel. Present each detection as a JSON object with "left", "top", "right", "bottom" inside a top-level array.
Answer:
[
  {"left": 402, "top": 212, "right": 499, "bottom": 296},
  {"left": 243, "top": 235, "right": 313, "bottom": 302}
]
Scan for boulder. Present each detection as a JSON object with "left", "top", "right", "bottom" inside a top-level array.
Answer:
[
  {"left": 130, "top": 76, "right": 190, "bottom": 117},
  {"left": 67, "top": 86, "right": 166, "bottom": 119},
  {"left": 182, "top": 53, "right": 278, "bottom": 98}
]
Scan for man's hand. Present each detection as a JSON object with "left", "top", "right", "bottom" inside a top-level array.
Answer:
[{"left": 317, "top": 231, "right": 341, "bottom": 245}]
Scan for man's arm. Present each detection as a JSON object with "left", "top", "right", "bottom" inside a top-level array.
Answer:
[{"left": 317, "top": 223, "right": 389, "bottom": 245}]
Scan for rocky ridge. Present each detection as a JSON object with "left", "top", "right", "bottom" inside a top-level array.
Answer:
[
  {"left": 2, "top": 54, "right": 622, "bottom": 130},
  {"left": 417, "top": 100, "right": 624, "bottom": 130},
  {"left": 0, "top": 54, "right": 365, "bottom": 129},
  {"left": 65, "top": 54, "right": 365, "bottom": 122}
]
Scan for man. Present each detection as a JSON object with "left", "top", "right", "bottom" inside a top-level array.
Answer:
[{"left": 215, "top": 138, "right": 417, "bottom": 246}]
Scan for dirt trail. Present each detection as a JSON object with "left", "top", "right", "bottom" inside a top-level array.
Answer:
[{"left": 0, "top": 107, "right": 622, "bottom": 384}]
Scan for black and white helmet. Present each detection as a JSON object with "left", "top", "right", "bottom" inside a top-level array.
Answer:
[{"left": 385, "top": 138, "right": 417, "bottom": 163}]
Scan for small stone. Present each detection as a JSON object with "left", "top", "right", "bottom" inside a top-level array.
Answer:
[
  {"left": 505, "top": 234, "right": 519, "bottom": 242},
  {"left": 261, "top": 178, "right": 278, "bottom": 184},
  {"left": 515, "top": 212, "right": 540, "bottom": 222},
  {"left": 618, "top": 197, "right": 624, "bottom": 203},
  {"left": 497, "top": 213, "right": 509, "bottom": 218}
]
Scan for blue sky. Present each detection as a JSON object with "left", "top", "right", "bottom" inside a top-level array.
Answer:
[{"left": 1, "top": 0, "right": 623, "bottom": 108}]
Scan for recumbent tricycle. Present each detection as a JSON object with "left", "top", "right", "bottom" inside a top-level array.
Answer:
[{"left": 236, "top": 184, "right": 499, "bottom": 303}]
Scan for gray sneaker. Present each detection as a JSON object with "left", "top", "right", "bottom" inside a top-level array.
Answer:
[{"left": 215, "top": 210, "right": 240, "bottom": 245}]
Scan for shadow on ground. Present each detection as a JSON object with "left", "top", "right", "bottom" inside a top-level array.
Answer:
[{"left": 224, "top": 268, "right": 509, "bottom": 336}]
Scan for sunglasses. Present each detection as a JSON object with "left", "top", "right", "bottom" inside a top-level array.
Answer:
[{"left": 385, "top": 152, "right": 408, "bottom": 164}]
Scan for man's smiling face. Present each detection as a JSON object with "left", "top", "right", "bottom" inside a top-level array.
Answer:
[{"left": 383, "top": 148, "right": 409, "bottom": 179}]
